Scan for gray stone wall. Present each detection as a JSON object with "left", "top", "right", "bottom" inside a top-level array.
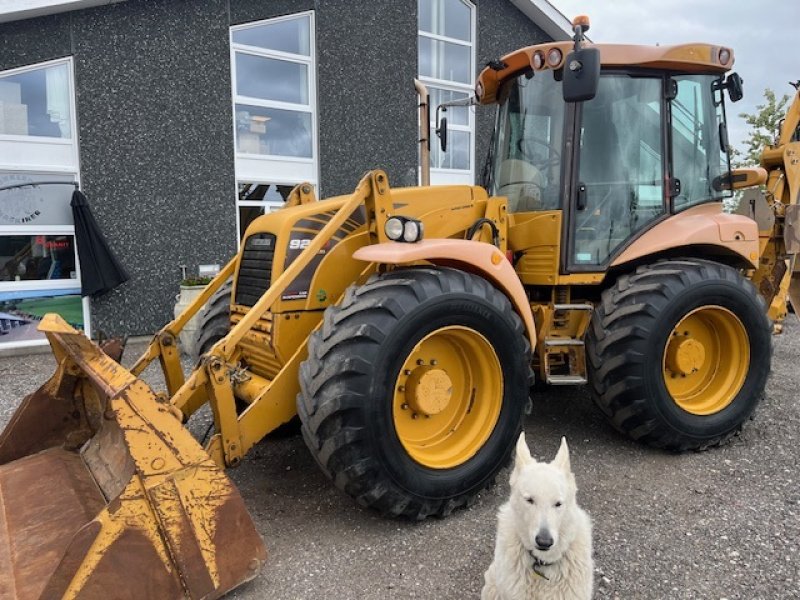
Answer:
[{"left": 0, "top": 0, "right": 550, "bottom": 337}]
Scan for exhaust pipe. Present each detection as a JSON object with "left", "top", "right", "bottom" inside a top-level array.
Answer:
[{"left": 414, "top": 79, "right": 430, "bottom": 186}]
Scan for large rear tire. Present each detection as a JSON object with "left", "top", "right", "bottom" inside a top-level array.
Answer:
[
  {"left": 587, "top": 259, "right": 771, "bottom": 451},
  {"left": 297, "top": 267, "right": 531, "bottom": 519},
  {"left": 192, "top": 280, "right": 232, "bottom": 361}
]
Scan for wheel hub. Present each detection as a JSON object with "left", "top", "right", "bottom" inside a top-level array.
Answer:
[
  {"left": 392, "top": 326, "right": 503, "bottom": 469},
  {"left": 666, "top": 336, "right": 706, "bottom": 376},
  {"left": 407, "top": 368, "right": 452, "bottom": 416},
  {"left": 662, "top": 306, "right": 750, "bottom": 415}
]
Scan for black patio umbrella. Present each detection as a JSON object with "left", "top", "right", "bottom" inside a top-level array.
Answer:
[{"left": 70, "top": 189, "right": 129, "bottom": 297}]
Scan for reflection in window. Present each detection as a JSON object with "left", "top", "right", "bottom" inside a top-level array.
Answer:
[
  {"left": 418, "top": 37, "right": 471, "bottom": 84},
  {"left": 573, "top": 75, "right": 665, "bottom": 266},
  {"left": 235, "top": 54, "right": 309, "bottom": 104},
  {"left": 0, "top": 62, "right": 71, "bottom": 138},
  {"left": 231, "top": 14, "right": 315, "bottom": 159},
  {"left": 491, "top": 71, "right": 564, "bottom": 212},
  {"left": 418, "top": 0, "right": 471, "bottom": 41},
  {"left": 0, "top": 235, "right": 77, "bottom": 282},
  {"left": 0, "top": 290, "right": 82, "bottom": 342},
  {"left": 418, "top": 0, "right": 474, "bottom": 181},
  {"left": 237, "top": 182, "right": 296, "bottom": 238},
  {"left": 232, "top": 17, "right": 310, "bottom": 55},
  {"left": 671, "top": 75, "right": 730, "bottom": 211},
  {"left": 235, "top": 105, "right": 312, "bottom": 157}
]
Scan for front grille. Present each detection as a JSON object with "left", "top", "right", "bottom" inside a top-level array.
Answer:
[{"left": 235, "top": 233, "right": 276, "bottom": 306}]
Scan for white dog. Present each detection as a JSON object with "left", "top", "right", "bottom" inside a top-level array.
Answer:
[{"left": 482, "top": 434, "right": 593, "bottom": 600}]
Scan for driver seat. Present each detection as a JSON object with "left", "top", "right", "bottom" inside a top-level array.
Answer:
[{"left": 496, "top": 159, "right": 544, "bottom": 213}]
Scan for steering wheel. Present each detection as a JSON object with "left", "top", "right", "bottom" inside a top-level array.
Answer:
[{"left": 517, "top": 137, "right": 561, "bottom": 171}]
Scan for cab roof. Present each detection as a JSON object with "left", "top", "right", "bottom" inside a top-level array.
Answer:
[{"left": 476, "top": 42, "right": 734, "bottom": 105}]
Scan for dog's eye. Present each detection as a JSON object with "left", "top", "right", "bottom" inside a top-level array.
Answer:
[
  {"left": 525, "top": 496, "right": 534, "bottom": 505},
  {"left": 554, "top": 501, "right": 563, "bottom": 508}
]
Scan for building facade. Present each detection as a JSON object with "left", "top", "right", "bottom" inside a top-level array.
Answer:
[{"left": 0, "top": 0, "right": 568, "bottom": 349}]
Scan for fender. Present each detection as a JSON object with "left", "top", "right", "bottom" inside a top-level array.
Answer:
[
  {"left": 612, "top": 203, "right": 759, "bottom": 268},
  {"left": 353, "top": 239, "right": 536, "bottom": 347}
]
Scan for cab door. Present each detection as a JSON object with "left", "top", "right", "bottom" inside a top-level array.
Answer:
[{"left": 566, "top": 73, "right": 667, "bottom": 270}]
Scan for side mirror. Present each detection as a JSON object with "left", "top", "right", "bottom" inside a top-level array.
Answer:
[
  {"left": 562, "top": 47, "right": 601, "bottom": 103},
  {"left": 436, "top": 116, "right": 448, "bottom": 152},
  {"left": 725, "top": 72, "right": 744, "bottom": 103}
]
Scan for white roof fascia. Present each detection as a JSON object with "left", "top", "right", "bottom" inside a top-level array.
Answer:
[
  {"left": 0, "top": 0, "right": 127, "bottom": 24},
  {"left": 509, "top": 0, "right": 577, "bottom": 42}
]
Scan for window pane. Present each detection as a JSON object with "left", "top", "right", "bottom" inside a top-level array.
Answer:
[
  {"left": 0, "top": 63, "right": 71, "bottom": 138},
  {"left": 235, "top": 53, "right": 308, "bottom": 104},
  {"left": 235, "top": 104, "right": 312, "bottom": 157},
  {"left": 0, "top": 173, "right": 76, "bottom": 226},
  {"left": 492, "top": 71, "right": 564, "bottom": 211},
  {"left": 418, "top": 37, "right": 471, "bottom": 84},
  {"left": 573, "top": 76, "right": 665, "bottom": 265},
  {"left": 238, "top": 182, "right": 296, "bottom": 203},
  {"left": 418, "top": 0, "right": 471, "bottom": 41},
  {"left": 672, "top": 75, "right": 730, "bottom": 211},
  {"left": 0, "top": 289, "right": 82, "bottom": 343},
  {"left": 428, "top": 87, "right": 469, "bottom": 126},
  {"left": 0, "top": 235, "right": 77, "bottom": 283},
  {"left": 432, "top": 129, "right": 469, "bottom": 170},
  {"left": 232, "top": 16, "right": 310, "bottom": 56}
]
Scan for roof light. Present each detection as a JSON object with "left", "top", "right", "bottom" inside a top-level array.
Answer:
[
  {"left": 547, "top": 48, "right": 563, "bottom": 68},
  {"left": 533, "top": 51, "right": 545, "bottom": 69},
  {"left": 571, "top": 15, "right": 590, "bottom": 31},
  {"left": 718, "top": 47, "right": 731, "bottom": 66}
]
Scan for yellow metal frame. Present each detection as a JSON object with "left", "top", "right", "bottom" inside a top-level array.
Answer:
[{"left": 130, "top": 172, "right": 392, "bottom": 468}]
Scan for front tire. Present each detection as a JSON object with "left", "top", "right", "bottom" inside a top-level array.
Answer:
[
  {"left": 297, "top": 267, "right": 531, "bottom": 519},
  {"left": 587, "top": 259, "right": 771, "bottom": 451}
]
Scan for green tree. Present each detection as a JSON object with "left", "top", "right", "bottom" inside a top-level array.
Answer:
[{"left": 733, "top": 88, "right": 790, "bottom": 167}]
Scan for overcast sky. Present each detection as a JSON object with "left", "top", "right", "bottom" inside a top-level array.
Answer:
[{"left": 547, "top": 0, "right": 800, "bottom": 148}]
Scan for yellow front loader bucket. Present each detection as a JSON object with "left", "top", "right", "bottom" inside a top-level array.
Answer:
[{"left": 0, "top": 315, "right": 266, "bottom": 599}]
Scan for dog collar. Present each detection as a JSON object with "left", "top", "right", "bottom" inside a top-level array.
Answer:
[{"left": 529, "top": 550, "right": 553, "bottom": 580}]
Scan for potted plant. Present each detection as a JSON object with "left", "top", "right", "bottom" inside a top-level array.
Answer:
[{"left": 174, "top": 275, "right": 213, "bottom": 356}]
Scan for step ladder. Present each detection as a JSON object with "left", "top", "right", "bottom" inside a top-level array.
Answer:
[{"left": 541, "top": 303, "right": 593, "bottom": 385}]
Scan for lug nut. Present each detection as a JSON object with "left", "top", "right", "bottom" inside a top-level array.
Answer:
[{"left": 401, "top": 403, "right": 409, "bottom": 410}]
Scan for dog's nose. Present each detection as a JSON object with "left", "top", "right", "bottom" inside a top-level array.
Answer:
[{"left": 535, "top": 532, "right": 554, "bottom": 550}]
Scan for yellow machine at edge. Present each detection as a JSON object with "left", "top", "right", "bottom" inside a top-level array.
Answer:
[{"left": 0, "top": 15, "right": 798, "bottom": 599}]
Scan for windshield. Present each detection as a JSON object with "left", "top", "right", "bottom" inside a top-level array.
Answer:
[
  {"left": 490, "top": 70, "right": 564, "bottom": 212},
  {"left": 671, "top": 74, "right": 731, "bottom": 209}
]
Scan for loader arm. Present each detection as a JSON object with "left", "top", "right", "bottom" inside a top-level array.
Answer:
[{"left": 748, "top": 89, "right": 800, "bottom": 322}]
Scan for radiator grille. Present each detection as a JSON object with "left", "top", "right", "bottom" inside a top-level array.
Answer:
[{"left": 235, "top": 233, "right": 276, "bottom": 307}]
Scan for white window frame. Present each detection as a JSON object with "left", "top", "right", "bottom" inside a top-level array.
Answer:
[
  {"left": 230, "top": 11, "right": 319, "bottom": 221},
  {"left": 0, "top": 57, "right": 90, "bottom": 350},
  {"left": 235, "top": 178, "right": 316, "bottom": 239},
  {"left": 418, "top": 0, "right": 476, "bottom": 186}
]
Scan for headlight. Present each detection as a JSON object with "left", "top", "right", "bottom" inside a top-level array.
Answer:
[
  {"left": 403, "top": 219, "right": 423, "bottom": 243},
  {"left": 385, "top": 217, "right": 404, "bottom": 241},
  {"left": 384, "top": 216, "right": 424, "bottom": 243}
]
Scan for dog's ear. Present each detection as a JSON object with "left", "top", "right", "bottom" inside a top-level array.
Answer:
[
  {"left": 515, "top": 432, "right": 533, "bottom": 465},
  {"left": 511, "top": 432, "right": 534, "bottom": 485},
  {"left": 553, "top": 436, "right": 571, "bottom": 474}
]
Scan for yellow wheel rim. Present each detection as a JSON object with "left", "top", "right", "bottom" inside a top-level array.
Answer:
[
  {"left": 392, "top": 326, "right": 503, "bottom": 469},
  {"left": 662, "top": 306, "right": 750, "bottom": 416}
]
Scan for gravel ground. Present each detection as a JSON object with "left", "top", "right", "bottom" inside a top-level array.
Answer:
[{"left": 0, "top": 320, "right": 798, "bottom": 599}]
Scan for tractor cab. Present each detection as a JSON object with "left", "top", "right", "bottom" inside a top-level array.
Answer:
[{"left": 476, "top": 18, "right": 743, "bottom": 273}]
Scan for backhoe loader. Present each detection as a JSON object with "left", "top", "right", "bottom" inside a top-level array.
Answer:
[{"left": 1, "top": 15, "right": 798, "bottom": 599}]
